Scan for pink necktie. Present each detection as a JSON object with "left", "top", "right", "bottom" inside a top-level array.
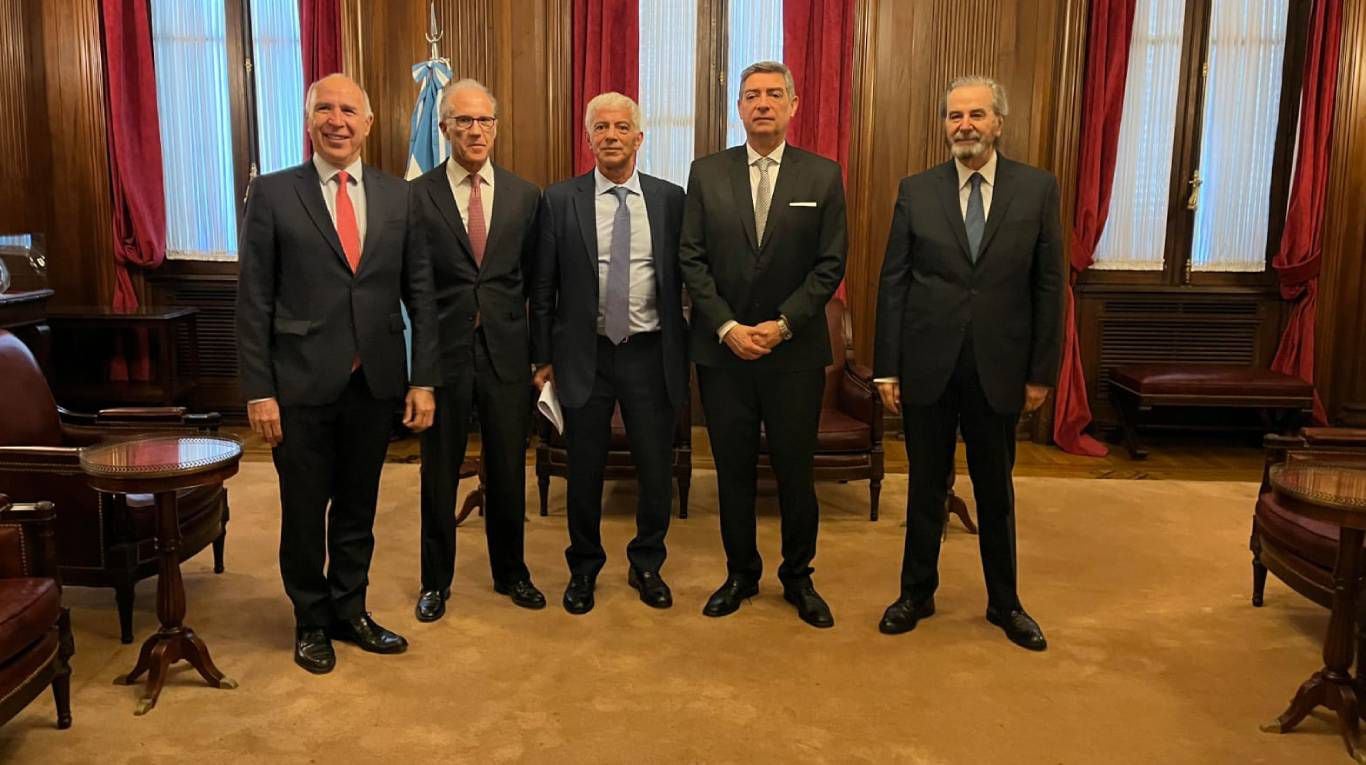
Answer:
[
  {"left": 467, "top": 174, "right": 487, "bottom": 265},
  {"left": 335, "top": 172, "right": 362, "bottom": 272}
]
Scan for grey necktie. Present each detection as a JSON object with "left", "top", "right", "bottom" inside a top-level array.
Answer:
[
  {"left": 604, "top": 186, "right": 632, "bottom": 344},
  {"left": 754, "top": 157, "right": 775, "bottom": 243},
  {"left": 966, "top": 172, "right": 985, "bottom": 261}
]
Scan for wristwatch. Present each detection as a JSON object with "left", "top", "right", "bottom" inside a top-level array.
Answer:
[{"left": 777, "top": 314, "right": 794, "bottom": 341}]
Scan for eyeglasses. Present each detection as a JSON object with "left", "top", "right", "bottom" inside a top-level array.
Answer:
[{"left": 449, "top": 115, "right": 497, "bottom": 131}]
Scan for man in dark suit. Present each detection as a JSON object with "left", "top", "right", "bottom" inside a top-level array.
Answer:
[
  {"left": 410, "top": 79, "right": 545, "bottom": 621},
  {"left": 678, "top": 61, "right": 847, "bottom": 629},
  {"left": 530, "top": 92, "right": 687, "bottom": 615},
  {"left": 873, "top": 76, "right": 1064, "bottom": 651},
  {"left": 237, "top": 74, "right": 439, "bottom": 674}
]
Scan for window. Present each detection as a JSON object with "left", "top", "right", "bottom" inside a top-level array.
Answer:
[
  {"left": 636, "top": 0, "right": 785, "bottom": 187},
  {"left": 150, "top": 0, "right": 303, "bottom": 260},
  {"left": 638, "top": 1, "right": 699, "bottom": 186},
  {"left": 0, "top": 235, "right": 32, "bottom": 249},
  {"left": 1092, "top": 0, "right": 1302, "bottom": 282}
]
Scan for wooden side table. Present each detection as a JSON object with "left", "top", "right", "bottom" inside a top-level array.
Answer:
[
  {"left": 80, "top": 435, "right": 242, "bottom": 715},
  {"left": 1261, "top": 461, "right": 1366, "bottom": 762}
]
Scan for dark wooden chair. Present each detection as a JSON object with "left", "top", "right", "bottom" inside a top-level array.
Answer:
[
  {"left": 0, "top": 329, "right": 228, "bottom": 644},
  {"left": 1250, "top": 427, "right": 1366, "bottom": 666},
  {"left": 535, "top": 398, "right": 693, "bottom": 519},
  {"left": 760, "top": 297, "right": 884, "bottom": 520},
  {"left": 0, "top": 496, "right": 73, "bottom": 729}
]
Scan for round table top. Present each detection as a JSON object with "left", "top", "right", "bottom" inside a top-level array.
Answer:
[
  {"left": 1271, "top": 462, "right": 1366, "bottom": 527},
  {"left": 80, "top": 435, "right": 243, "bottom": 481}
]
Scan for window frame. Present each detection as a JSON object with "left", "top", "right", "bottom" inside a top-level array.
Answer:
[{"left": 1081, "top": 0, "right": 1311, "bottom": 289}]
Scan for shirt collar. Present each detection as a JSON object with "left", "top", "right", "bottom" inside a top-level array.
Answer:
[
  {"left": 593, "top": 165, "right": 643, "bottom": 197},
  {"left": 746, "top": 141, "right": 786, "bottom": 167},
  {"left": 447, "top": 158, "right": 495, "bottom": 189},
  {"left": 313, "top": 154, "right": 364, "bottom": 185},
  {"left": 955, "top": 150, "right": 997, "bottom": 190}
]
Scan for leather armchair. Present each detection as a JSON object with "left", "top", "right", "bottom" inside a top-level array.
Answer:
[
  {"left": 1250, "top": 427, "right": 1366, "bottom": 662},
  {"left": 760, "top": 298, "right": 884, "bottom": 520},
  {"left": 0, "top": 496, "right": 73, "bottom": 729},
  {"left": 0, "top": 329, "right": 228, "bottom": 644},
  {"left": 536, "top": 398, "right": 693, "bottom": 519}
]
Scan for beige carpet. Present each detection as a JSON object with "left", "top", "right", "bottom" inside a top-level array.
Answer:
[{"left": 0, "top": 464, "right": 1340, "bottom": 763}]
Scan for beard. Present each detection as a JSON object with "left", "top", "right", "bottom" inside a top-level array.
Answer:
[{"left": 949, "top": 130, "right": 991, "bottom": 161}]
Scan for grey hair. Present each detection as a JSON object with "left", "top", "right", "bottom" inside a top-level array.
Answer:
[
  {"left": 737, "top": 60, "right": 796, "bottom": 101},
  {"left": 439, "top": 78, "right": 499, "bottom": 120},
  {"left": 941, "top": 76, "right": 1009, "bottom": 118},
  {"left": 305, "top": 74, "right": 373, "bottom": 118},
  {"left": 583, "top": 91, "right": 645, "bottom": 134}
]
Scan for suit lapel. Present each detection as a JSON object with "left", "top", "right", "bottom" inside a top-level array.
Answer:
[
  {"left": 356, "top": 166, "right": 386, "bottom": 275},
  {"left": 293, "top": 164, "right": 349, "bottom": 271},
  {"left": 481, "top": 165, "right": 515, "bottom": 273},
  {"left": 571, "top": 172, "right": 600, "bottom": 285},
  {"left": 728, "top": 150, "right": 759, "bottom": 253},
  {"left": 758, "top": 148, "right": 799, "bottom": 254},
  {"left": 641, "top": 174, "right": 668, "bottom": 292},
  {"left": 427, "top": 161, "right": 476, "bottom": 266},
  {"left": 935, "top": 161, "right": 973, "bottom": 262},
  {"left": 976, "top": 156, "right": 1016, "bottom": 261}
]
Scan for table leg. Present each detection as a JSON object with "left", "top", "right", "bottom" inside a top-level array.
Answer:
[
  {"left": 118, "top": 490, "right": 235, "bottom": 715},
  {"left": 1263, "top": 528, "right": 1366, "bottom": 762}
]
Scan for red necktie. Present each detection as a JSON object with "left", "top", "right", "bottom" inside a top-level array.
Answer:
[
  {"left": 335, "top": 171, "right": 362, "bottom": 272},
  {"left": 467, "top": 174, "right": 487, "bottom": 265}
]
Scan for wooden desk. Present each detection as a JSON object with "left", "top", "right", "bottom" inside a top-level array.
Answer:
[
  {"left": 80, "top": 435, "right": 241, "bottom": 715},
  {"left": 48, "top": 306, "right": 200, "bottom": 407},
  {"left": 1262, "top": 462, "right": 1366, "bottom": 762}
]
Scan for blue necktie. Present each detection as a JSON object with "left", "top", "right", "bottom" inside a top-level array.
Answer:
[
  {"left": 966, "top": 172, "right": 985, "bottom": 262},
  {"left": 604, "top": 186, "right": 631, "bottom": 344}
]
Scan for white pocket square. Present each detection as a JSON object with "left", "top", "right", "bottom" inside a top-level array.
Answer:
[{"left": 789, "top": 201, "right": 818, "bottom": 207}]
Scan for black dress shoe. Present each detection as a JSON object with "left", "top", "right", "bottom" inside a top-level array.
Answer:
[
  {"left": 415, "top": 588, "right": 450, "bottom": 622},
  {"left": 783, "top": 582, "right": 835, "bottom": 628},
  {"left": 563, "top": 575, "right": 595, "bottom": 615},
  {"left": 986, "top": 606, "right": 1047, "bottom": 651},
  {"left": 628, "top": 568, "right": 673, "bottom": 609},
  {"left": 878, "top": 597, "right": 935, "bottom": 635},
  {"left": 330, "top": 613, "right": 409, "bottom": 654},
  {"left": 702, "top": 578, "right": 759, "bottom": 617},
  {"left": 294, "top": 628, "right": 336, "bottom": 674},
  {"left": 494, "top": 579, "right": 547, "bottom": 610}
]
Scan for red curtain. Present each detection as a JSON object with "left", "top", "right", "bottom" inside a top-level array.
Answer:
[
  {"left": 572, "top": 0, "right": 639, "bottom": 175},
  {"left": 1270, "top": 0, "right": 1342, "bottom": 425},
  {"left": 301, "top": 0, "right": 344, "bottom": 159},
  {"left": 783, "top": 0, "right": 855, "bottom": 300},
  {"left": 1052, "top": 0, "right": 1137, "bottom": 457},
  {"left": 101, "top": 0, "right": 167, "bottom": 381}
]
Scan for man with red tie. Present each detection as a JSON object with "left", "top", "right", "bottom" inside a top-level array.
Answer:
[
  {"left": 237, "top": 74, "right": 440, "bottom": 674},
  {"left": 409, "top": 79, "right": 545, "bottom": 620}
]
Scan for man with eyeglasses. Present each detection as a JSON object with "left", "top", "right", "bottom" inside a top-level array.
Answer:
[{"left": 409, "top": 78, "right": 546, "bottom": 621}]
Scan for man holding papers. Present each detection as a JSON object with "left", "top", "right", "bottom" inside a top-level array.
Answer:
[{"left": 531, "top": 92, "right": 687, "bottom": 615}]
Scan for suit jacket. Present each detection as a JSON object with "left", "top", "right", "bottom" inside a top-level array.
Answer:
[
  {"left": 530, "top": 170, "right": 688, "bottom": 410},
  {"left": 873, "top": 155, "right": 1065, "bottom": 413},
  {"left": 678, "top": 145, "right": 847, "bottom": 371},
  {"left": 236, "top": 161, "right": 439, "bottom": 407},
  {"left": 409, "top": 160, "right": 541, "bottom": 384}
]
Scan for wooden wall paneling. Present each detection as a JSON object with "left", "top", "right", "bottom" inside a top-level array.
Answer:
[
  {"left": 495, "top": 0, "right": 572, "bottom": 187},
  {"left": 1317, "top": 0, "right": 1366, "bottom": 420},
  {"left": 0, "top": 0, "right": 36, "bottom": 234},
  {"left": 41, "top": 0, "right": 114, "bottom": 309}
]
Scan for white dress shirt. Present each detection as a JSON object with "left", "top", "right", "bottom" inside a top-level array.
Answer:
[
  {"left": 314, "top": 153, "right": 367, "bottom": 244},
  {"left": 955, "top": 149, "right": 996, "bottom": 219},
  {"left": 875, "top": 149, "right": 998, "bottom": 386},
  {"left": 445, "top": 159, "right": 496, "bottom": 235},
  {"left": 718, "top": 141, "right": 788, "bottom": 343},
  {"left": 594, "top": 166, "right": 658, "bottom": 335}
]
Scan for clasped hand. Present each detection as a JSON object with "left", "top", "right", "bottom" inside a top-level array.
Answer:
[{"left": 723, "top": 321, "right": 784, "bottom": 360}]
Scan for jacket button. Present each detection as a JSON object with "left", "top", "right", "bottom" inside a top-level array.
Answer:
[{"left": 467, "top": 313, "right": 476, "bottom": 321}]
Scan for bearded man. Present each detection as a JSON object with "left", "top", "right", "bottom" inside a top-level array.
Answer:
[{"left": 871, "top": 76, "right": 1064, "bottom": 651}]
